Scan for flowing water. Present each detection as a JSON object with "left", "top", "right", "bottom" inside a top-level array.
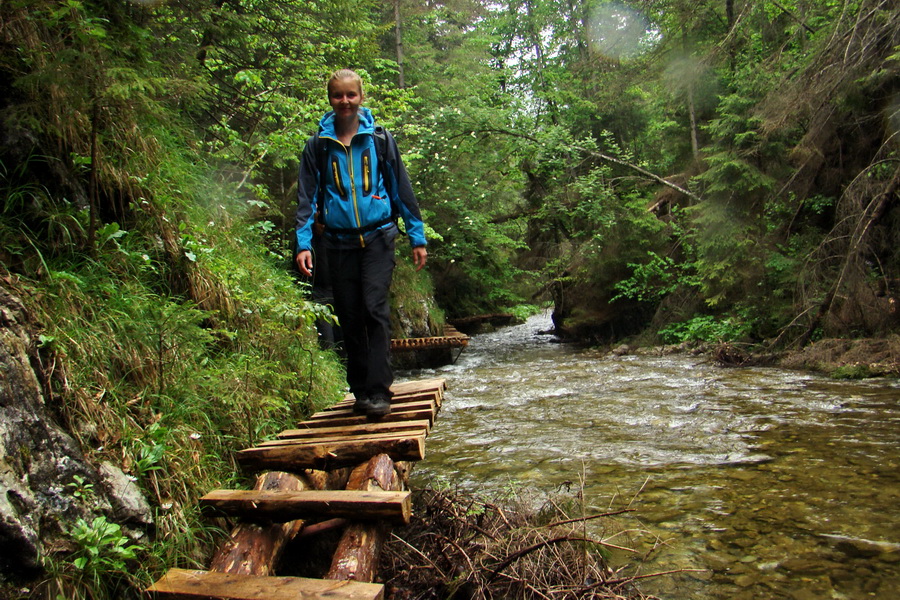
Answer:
[{"left": 400, "top": 312, "right": 900, "bottom": 599}]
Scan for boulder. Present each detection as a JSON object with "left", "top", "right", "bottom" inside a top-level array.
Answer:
[{"left": 0, "top": 287, "right": 120, "bottom": 576}]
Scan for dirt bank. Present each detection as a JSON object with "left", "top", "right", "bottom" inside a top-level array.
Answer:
[
  {"left": 627, "top": 336, "right": 900, "bottom": 379},
  {"left": 775, "top": 336, "right": 900, "bottom": 378}
]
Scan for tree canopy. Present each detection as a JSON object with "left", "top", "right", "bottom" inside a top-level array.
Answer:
[
  {"left": 4, "top": 0, "right": 898, "bottom": 344},
  {"left": 1, "top": 0, "right": 899, "bottom": 596}
]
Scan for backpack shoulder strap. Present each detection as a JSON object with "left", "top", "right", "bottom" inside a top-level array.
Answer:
[
  {"left": 313, "top": 131, "right": 327, "bottom": 178},
  {"left": 373, "top": 126, "right": 388, "bottom": 165},
  {"left": 312, "top": 132, "right": 328, "bottom": 223},
  {"left": 372, "top": 127, "right": 398, "bottom": 221}
]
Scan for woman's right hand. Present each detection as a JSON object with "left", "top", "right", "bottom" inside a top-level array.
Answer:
[{"left": 296, "top": 250, "right": 313, "bottom": 277}]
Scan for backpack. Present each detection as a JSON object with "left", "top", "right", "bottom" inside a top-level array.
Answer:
[{"left": 312, "top": 127, "right": 398, "bottom": 235}]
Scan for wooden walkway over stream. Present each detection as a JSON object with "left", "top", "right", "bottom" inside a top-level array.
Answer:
[
  {"left": 147, "top": 378, "right": 447, "bottom": 600},
  {"left": 390, "top": 324, "right": 469, "bottom": 351}
]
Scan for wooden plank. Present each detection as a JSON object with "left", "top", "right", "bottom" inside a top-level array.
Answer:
[
  {"left": 277, "top": 419, "right": 431, "bottom": 440},
  {"left": 333, "top": 391, "right": 440, "bottom": 410},
  {"left": 391, "top": 378, "right": 446, "bottom": 395},
  {"left": 146, "top": 568, "right": 383, "bottom": 600},
  {"left": 207, "top": 471, "right": 308, "bottom": 576},
  {"left": 200, "top": 490, "right": 411, "bottom": 525},
  {"left": 340, "top": 379, "right": 445, "bottom": 401},
  {"left": 290, "top": 408, "right": 436, "bottom": 430},
  {"left": 236, "top": 433, "right": 425, "bottom": 471},
  {"left": 257, "top": 429, "right": 429, "bottom": 448},
  {"left": 311, "top": 399, "right": 436, "bottom": 420},
  {"left": 327, "top": 454, "right": 401, "bottom": 582}
]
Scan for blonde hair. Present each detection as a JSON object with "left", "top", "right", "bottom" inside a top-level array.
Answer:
[{"left": 327, "top": 69, "right": 364, "bottom": 96}]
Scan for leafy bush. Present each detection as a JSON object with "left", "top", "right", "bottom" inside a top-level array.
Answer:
[
  {"left": 40, "top": 516, "right": 141, "bottom": 600},
  {"left": 658, "top": 314, "right": 752, "bottom": 344}
]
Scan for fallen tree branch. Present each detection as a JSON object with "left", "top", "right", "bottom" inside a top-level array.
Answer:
[
  {"left": 488, "top": 535, "right": 637, "bottom": 583},
  {"left": 475, "top": 128, "right": 703, "bottom": 204},
  {"left": 545, "top": 508, "right": 635, "bottom": 528},
  {"left": 599, "top": 568, "right": 710, "bottom": 588}
]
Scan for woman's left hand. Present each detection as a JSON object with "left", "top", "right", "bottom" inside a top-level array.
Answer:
[{"left": 412, "top": 246, "right": 427, "bottom": 271}]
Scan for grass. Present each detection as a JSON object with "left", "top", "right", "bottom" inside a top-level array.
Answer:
[{"left": 4, "top": 170, "right": 347, "bottom": 598}]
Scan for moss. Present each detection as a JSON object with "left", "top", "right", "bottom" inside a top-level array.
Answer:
[{"left": 390, "top": 252, "right": 444, "bottom": 339}]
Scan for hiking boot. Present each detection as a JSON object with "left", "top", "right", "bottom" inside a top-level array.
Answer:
[
  {"left": 352, "top": 396, "right": 374, "bottom": 415},
  {"left": 366, "top": 394, "right": 391, "bottom": 419}
]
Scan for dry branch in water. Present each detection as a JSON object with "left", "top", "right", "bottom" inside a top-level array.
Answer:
[{"left": 381, "top": 488, "right": 671, "bottom": 600}]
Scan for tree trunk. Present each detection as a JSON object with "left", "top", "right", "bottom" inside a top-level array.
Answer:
[
  {"left": 207, "top": 471, "right": 310, "bottom": 576},
  {"left": 394, "top": 0, "right": 405, "bottom": 89},
  {"left": 326, "top": 454, "right": 403, "bottom": 581},
  {"left": 683, "top": 28, "right": 700, "bottom": 165}
]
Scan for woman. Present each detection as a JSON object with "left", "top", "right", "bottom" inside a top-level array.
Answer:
[{"left": 295, "top": 69, "right": 427, "bottom": 419}]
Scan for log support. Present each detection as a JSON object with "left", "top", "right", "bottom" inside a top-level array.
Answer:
[
  {"left": 327, "top": 454, "right": 403, "bottom": 582},
  {"left": 147, "top": 378, "right": 447, "bottom": 599}
]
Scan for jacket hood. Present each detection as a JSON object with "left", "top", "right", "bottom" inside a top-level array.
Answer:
[{"left": 318, "top": 107, "right": 376, "bottom": 139}]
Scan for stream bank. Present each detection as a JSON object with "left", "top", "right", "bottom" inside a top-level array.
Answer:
[
  {"left": 401, "top": 311, "right": 900, "bottom": 599},
  {"left": 598, "top": 336, "right": 900, "bottom": 379}
]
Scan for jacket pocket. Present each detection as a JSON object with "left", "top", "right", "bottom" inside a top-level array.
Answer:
[
  {"left": 361, "top": 147, "right": 372, "bottom": 196},
  {"left": 330, "top": 157, "right": 346, "bottom": 198}
]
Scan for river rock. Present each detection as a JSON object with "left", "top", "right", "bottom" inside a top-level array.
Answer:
[
  {"left": 790, "top": 589, "right": 825, "bottom": 600},
  {"left": 0, "top": 287, "right": 119, "bottom": 577},
  {"left": 778, "top": 555, "right": 841, "bottom": 575},
  {"left": 98, "top": 462, "right": 153, "bottom": 529},
  {"left": 733, "top": 573, "right": 759, "bottom": 587},
  {"left": 832, "top": 536, "right": 900, "bottom": 559},
  {"left": 611, "top": 344, "right": 630, "bottom": 356}
]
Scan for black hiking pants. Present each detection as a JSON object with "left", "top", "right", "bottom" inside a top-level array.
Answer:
[{"left": 326, "top": 227, "right": 396, "bottom": 401}]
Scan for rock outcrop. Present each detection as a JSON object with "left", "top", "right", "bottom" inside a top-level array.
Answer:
[{"left": 0, "top": 285, "right": 149, "bottom": 577}]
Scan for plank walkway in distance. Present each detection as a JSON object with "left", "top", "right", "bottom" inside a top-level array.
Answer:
[
  {"left": 146, "top": 378, "right": 447, "bottom": 600},
  {"left": 391, "top": 324, "right": 469, "bottom": 351}
]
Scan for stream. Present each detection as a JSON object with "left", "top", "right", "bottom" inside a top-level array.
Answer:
[{"left": 400, "top": 311, "right": 900, "bottom": 599}]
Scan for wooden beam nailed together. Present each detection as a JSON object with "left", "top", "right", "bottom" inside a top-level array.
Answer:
[
  {"left": 277, "top": 419, "right": 431, "bottom": 441},
  {"left": 146, "top": 568, "right": 384, "bottom": 600},
  {"left": 256, "top": 429, "right": 429, "bottom": 449},
  {"left": 391, "top": 335, "right": 469, "bottom": 351},
  {"left": 382, "top": 378, "right": 447, "bottom": 396},
  {"left": 312, "top": 399, "right": 437, "bottom": 420},
  {"left": 289, "top": 408, "right": 436, "bottom": 431},
  {"left": 334, "top": 391, "right": 442, "bottom": 411},
  {"left": 199, "top": 489, "right": 412, "bottom": 525},
  {"left": 236, "top": 433, "right": 425, "bottom": 472}
]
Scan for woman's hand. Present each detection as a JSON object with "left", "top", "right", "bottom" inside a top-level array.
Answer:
[
  {"left": 296, "top": 250, "right": 313, "bottom": 277},
  {"left": 412, "top": 246, "right": 427, "bottom": 271}
]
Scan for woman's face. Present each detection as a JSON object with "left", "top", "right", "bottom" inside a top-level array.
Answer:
[{"left": 328, "top": 78, "right": 363, "bottom": 121}]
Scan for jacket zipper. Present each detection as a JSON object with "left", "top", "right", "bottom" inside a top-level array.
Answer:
[{"left": 344, "top": 140, "right": 365, "bottom": 247}]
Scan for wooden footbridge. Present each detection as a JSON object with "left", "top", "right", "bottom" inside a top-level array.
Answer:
[
  {"left": 390, "top": 324, "right": 469, "bottom": 352},
  {"left": 146, "top": 378, "right": 447, "bottom": 600}
]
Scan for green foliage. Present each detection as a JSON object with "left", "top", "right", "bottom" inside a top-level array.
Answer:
[
  {"left": 506, "top": 303, "right": 545, "bottom": 322},
  {"left": 6, "top": 114, "right": 344, "bottom": 595},
  {"left": 41, "top": 516, "right": 142, "bottom": 600},
  {"left": 829, "top": 364, "right": 875, "bottom": 380},
  {"left": 65, "top": 475, "right": 95, "bottom": 502},
  {"left": 658, "top": 314, "right": 752, "bottom": 344},
  {"left": 68, "top": 517, "right": 140, "bottom": 574},
  {"left": 613, "top": 251, "right": 700, "bottom": 303},
  {"left": 3, "top": 0, "right": 900, "bottom": 592}
]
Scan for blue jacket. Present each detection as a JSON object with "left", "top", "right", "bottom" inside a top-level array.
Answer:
[{"left": 295, "top": 107, "right": 427, "bottom": 251}]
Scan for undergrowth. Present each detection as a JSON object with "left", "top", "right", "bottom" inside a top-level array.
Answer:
[
  {"left": 4, "top": 166, "right": 346, "bottom": 597},
  {"left": 380, "top": 485, "right": 670, "bottom": 600}
]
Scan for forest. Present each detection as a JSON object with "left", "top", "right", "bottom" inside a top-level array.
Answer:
[{"left": 0, "top": 0, "right": 898, "bottom": 598}]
